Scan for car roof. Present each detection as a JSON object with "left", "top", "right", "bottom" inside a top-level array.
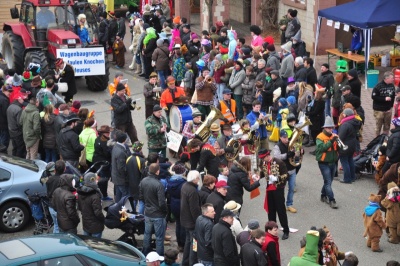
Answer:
[
  {"left": 0, "top": 153, "right": 46, "bottom": 173},
  {"left": 0, "top": 234, "right": 89, "bottom": 261}
]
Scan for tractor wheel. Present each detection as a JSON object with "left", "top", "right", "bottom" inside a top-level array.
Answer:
[
  {"left": 24, "top": 50, "right": 48, "bottom": 76},
  {"left": 1, "top": 31, "right": 25, "bottom": 74},
  {"left": 86, "top": 57, "right": 110, "bottom": 91}
]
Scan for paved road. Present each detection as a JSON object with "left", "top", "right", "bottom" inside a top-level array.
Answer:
[{"left": 1, "top": 57, "right": 398, "bottom": 265}]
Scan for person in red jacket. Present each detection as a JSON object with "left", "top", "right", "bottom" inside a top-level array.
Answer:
[{"left": 262, "top": 221, "right": 281, "bottom": 266}]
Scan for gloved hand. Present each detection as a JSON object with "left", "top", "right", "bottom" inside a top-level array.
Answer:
[
  {"left": 225, "top": 147, "right": 234, "bottom": 153},
  {"left": 331, "top": 135, "right": 338, "bottom": 142},
  {"left": 126, "top": 97, "right": 133, "bottom": 105},
  {"left": 132, "top": 100, "right": 136, "bottom": 105},
  {"left": 247, "top": 139, "right": 254, "bottom": 145},
  {"left": 287, "top": 151, "right": 295, "bottom": 158},
  {"left": 268, "top": 175, "right": 277, "bottom": 183}
]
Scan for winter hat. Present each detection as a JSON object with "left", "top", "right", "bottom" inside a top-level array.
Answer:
[
  {"left": 286, "top": 96, "right": 296, "bottom": 105},
  {"left": 343, "top": 108, "right": 354, "bottom": 116},
  {"left": 153, "top": 104, "right": 162, "bottom": 112},
  {"left": 270, "top": 70, "right": 279, "bottom": 77},
  {"left": 265, "top": 67, "right": 273, "bottom": 75},
  {"left": 336, "top": 60, "right": 348, "bottom": 73},
  {"left": 132, "top": 141, "right": 144, "bottom": 153},
  {"left": 263, "top": 36, "right": 275, "bottom": 45},
  {"left": 116, "top": 83, "right": 125, "bottom": 91},
  {"left": 347, "top": 68, "right": 358, "bottom": 78},
  {"left": 249, "top": 25, "right": 261, "bottom": 35},
  {"left": 340, "top": 85, "right": 351, "bottom": 92},
  {"left": 84, "top": 172, "right": 97, "bottom": 187},
  {"left": 287, "top": 76, "right": 295, "bottom": 84},
  {"left": 392, "top": 117, "right": 400, "bottom": 127},
  {"left": 201, "top": 39, "right": 211, "bottom": 46},
  {"left": 173, "top": 16, "right": 180, "bottom": 24},
  {"left": 156, "top": 38, "right": 164, "bottom": 47},
  {"left": 267, "top": 44, "right": 275, "bottom": 52},
  {"left": 281, "top": 41, "right": 292, "bottom": 52},
  {"left": 171, "top": 163, "right": 187, "bottom": 175},
  {"left": 72, "top": 100, "right": 81, "bottom": 110},
  {"left": 322, "top": 116, "right": 335, "bottom": 128},
  {"left": 12, "top": 73, "right": 22, "bottom": 86},
  {"left": 247, "top": 219, "right": 260, "bottom": 230},
  {"left": 290, "top": 9, "right": 298, "bottom": 17},
  {"left": 241, "top": 47, "right": 251, "bottom": 55},
  {"left": 322, "top": 63, "right": 330, "bottom": 69},
  {"left": 279, "top": 97, "right": 287, "bottom": 106}
]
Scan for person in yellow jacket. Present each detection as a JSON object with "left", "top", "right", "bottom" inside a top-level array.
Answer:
[{"left": 79, "top": 118, "right": 98, "bottom": 169}]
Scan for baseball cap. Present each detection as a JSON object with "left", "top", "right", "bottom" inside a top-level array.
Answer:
[
  {"left": 215, "top": 180, "right": 229, "bottom": 188},
  {"left": 146, "top": 251, "right": 164, "bottom": 262}
]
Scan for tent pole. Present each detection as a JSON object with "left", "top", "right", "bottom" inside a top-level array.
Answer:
[{"left": 314, "top": 16, "right": 322, "bottom": 67}]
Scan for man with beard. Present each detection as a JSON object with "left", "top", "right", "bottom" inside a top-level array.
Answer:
[
  {"left": 331, "top": 60, "right": 349, "bottom": 126},
  {"left": 317, "top": 63, "right": 334, "bottom": 117}
]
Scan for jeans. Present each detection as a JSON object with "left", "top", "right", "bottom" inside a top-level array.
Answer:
[
  {"left": 286, "top": 170, "right": 296, "bottom": 207},
  {"left": 133, "top": 200, "right": 145, "bottom": 214},
  {"left": 340, "top": 154, "right": 356, "bottom": 182},
  {"left": 325, "top": 99, "right": 331, "bottom": 117},
  {"left": 143, "top": 216, "right": 166, "bottom": 255},
  {"left": 198, "top": 260, "right": 214, "bottom": 266},
  {"left": 157, "top": 69, "right": 169, "bottom": 89},
  {"left": 182, "top": 228, "right": 197, "bottom": 266},
  {"left": 216, "top": 83, "right": 227, "bottom": 101},
  {"left": 174, "top": 216, "right": 186, "bottom": 247},
  {"left": 0, "top": 129, "right": 10, "bottom": 151},
  {"left": 233, "top": 94, "right": 243, "bottom": 120},
  {"left": 49, "top": 207, "right": 59, "bottom": 233},
  {"left": 115, "top": 185, "right": 129, "bottom": 203},
  {"left": 83, "top": 231, "right": 102, "bottom": 238},
  {"left": 318, "top": 162, "right": 336, "bottom": 202},
  {"left": 45, "top": 148, "right": 58, "bottom": 163}
]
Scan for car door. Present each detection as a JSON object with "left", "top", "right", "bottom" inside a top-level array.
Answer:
[{"left": 0, "top": 166, "right": 13, "bottom": 204}]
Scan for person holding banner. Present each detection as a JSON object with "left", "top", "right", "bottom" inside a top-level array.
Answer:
[{"left": 145, "top": 104, "right": 170, "bottom": 157}]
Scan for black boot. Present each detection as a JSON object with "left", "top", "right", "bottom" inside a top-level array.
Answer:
[
  {"left": 304, "top": 139, "right": 315, "bottom": 147},
  {"left": 302, "top": 135, "right": 309, "bottom": 145}
]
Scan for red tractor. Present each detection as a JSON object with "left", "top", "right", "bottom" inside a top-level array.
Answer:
[{"left": 2, "top": 0, "right": 109, "bottom": 91}]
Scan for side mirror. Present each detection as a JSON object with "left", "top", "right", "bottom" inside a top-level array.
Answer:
[{"left": 10, "top": 7, "right": 19, "bottom": 19}]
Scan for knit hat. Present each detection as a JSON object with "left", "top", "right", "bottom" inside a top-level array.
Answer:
[
  {"left": 321, "top": 63, "right": 330, "bottom": 69},
  {"left": 156, "top": 38, "right": 164, "bottom": 47},
  {"left": 55, "top": 58, "right": 64, "bottom": 66},
  {"left": 72, "top": 100, "right": 81, "bottom": 110},
  {"left": 340, "top": 85, "right": 351, "bottom": 92},
  {"left": 264, "top": 36, "right": 275, "bottom": 45},
  {"left": 153, "top": 104, "right": 162, "bottom": 112},
  {"left": 347, "top": 68, "right": 358, "bottom": 78},
  {"left": 191, "top": 32, "right": 199, "bottom": 40},
  {"left": 279, "top": 97, "right": 287, "bottom": 106},
  {"left": 286, "top": 96, "right": 296, "bottom": 105},
  {"left": 265, "top": 67, "right": 273, "bottom": 75},
  {"left": 132, "top": 141, "right": 144, "bottom": 152},
  {"left": 392, "top": 117, "right": 400, "bottom": 127},
  {"left": 281, "top": 41, "right": 292, "bottom": 52},
  {"left": 173, "top": 16, "right": 180, "bottom": 24},
  {"left": 247, "top": 219, "right": 260, "bottom": 230},
  {"left": 171, "top": 163, "right": 187, "bottom": 175},
  {"left": 116, "top": 83, "right": 125, "bottom": 91},
  {"left": 201, "top": 39, "right": 211, "bottom": 46},
  {"left": 249, "top": 25, "right": 261, "bottom": 35},
  {"left": 12, "top": 73, "right": 22, "bottom": 86},
  {"left": 343, "top": 108, "right": 354, "bottom": 116},
  {"left": 270, "top": 70, "right": 279, "bottom": 77},
  {"left": 84, "top": 172, "right": 97, "bottom": 187},
  {"left": 267, "top": 44, "right": 275, "bottom": 52}
]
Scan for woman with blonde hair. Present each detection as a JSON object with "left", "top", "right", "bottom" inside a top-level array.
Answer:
[
  {"left": 160, "top": 0, "right": 171, "bottom": 23},
  {"left": 41, "top": 104, "right": 58, "bottom": 162},
  {"left": 129, "top": 25, "right": 142, "bottom": 73},
  {"left": 79, "top": 118, "right": 98, "bottom": 168},
  {"left": 297, "top": 82, "right": 314, "bottom": 113}
]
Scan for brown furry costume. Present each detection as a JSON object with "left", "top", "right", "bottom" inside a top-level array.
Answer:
[
  {"left": 363, "top": 193, "right": 386, "bottom": 252},
  {"left": 378, "top": 162, "right": 400, "bottom": 211},
  {"left": 380, "top": 182, "right": 400, "bottom": 244},
  {"left": 374, "top": 145, "right": 387, "bottom": 184}
]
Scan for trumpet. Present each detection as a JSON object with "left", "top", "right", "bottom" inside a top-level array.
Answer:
[
  {"left": 336, "top": 137, "right": 348, "bottom": 150},
  {"left": 125, "top": 94, "right": 141, "bottom": 110},
  {"left": 206, "top": 77, "right": 214, "bottom": 83}
]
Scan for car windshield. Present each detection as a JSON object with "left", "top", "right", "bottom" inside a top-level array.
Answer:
[
  {"left": 79, "top": 236, "right": 142, "bottom": 261},
  {"left": 36, "top": 6, "right": 76, "bottom": 30},
  {"left": 0, "top": 154, "right": 39, "bottom": 172}
]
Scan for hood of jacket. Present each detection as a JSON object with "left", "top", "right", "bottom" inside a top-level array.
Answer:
[
  {"left": 59, "top": 174, "right": 75, "bottom": 191},
  {"left": 24, "top": 103, "right": 38, "bottom": 113},
  {"left": 268, "top": 51, "right": 280, "bottom": 60},
  {"left": 365, "top": 202, "right": 379, "bottom": 216},
  {"left": 342, "top": 116, "right": 361, "bottom": 128},
  {"left": 168, "top": 175, "right": 186, "bottom": 188},
  {"left": 77, "top": 184, "right": 99, "bottom": 196}
]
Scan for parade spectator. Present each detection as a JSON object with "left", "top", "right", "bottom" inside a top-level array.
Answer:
[
  {"left": 146, "top": 251, "right": 164, "bottom": 266},
  {"left": 41, "top": 104, "right": 58, "bottom": 162},
  {"left": 152, "top": 38, "right": 170, "bottom": 89},
  {"left": 207, "top": 180, "right": 229, "bottom": 225},
  {"left": 195, "top": 203, "right": 216, "bottom": 265},
  {"left": 393, "top": 88, "right": 400, "bottom": 118},
  {"left": 57, "top": 115, "right": 83, "bottom": 167},
  {"left": 223, "top": 200, "right": 244, "bottom": 237},
  {"left": 0, "top": 85, "right": 12, "bottom": 151},
  {"left": 229, "top": 59, "right": 246, "bottom": 120},
  {"left": 7, "top": 92, "right": 26, "bottom": 158},
  {"left": 285, "top": 9, "right": 301, "bottom": 42},
  {"left": 240, "top": 228, "right": 267, "bottom": 266},
  {"left": 381, "top": 117, "right": 400, "bottom": 174},
  {"left": 111, "top": 131, "right": 129, "bottom": 202},
  {"left": 212, "top": 209, "right": 240, "bottom": 266},
  {"left": 318, "top": 63, "right": 335, "bottom": 116},
  {"left": 45, "top": 160, "right": 65, "bottom": 233},
  {"left": 199, "top": 174, "right": 217, "bottom": 205},
  {"left": 294, "top": 57, "right": 307, "bottom": 82},
  {"left": 79, "top": 118, "right": 98, "bottom": 168},
  {"left": 180, "top": 170, "right": 202, "bottom": 266},
  {"left": 250, "top": 25, "right": 263, "bottom": 50},
  {"left": 372, "top": 71, "right": 395, "bottom": 136},
  {"left": 19, "top": 97, "right": 40, "bottom": 160},
  {"left": 52, "top": 174, "right": 80, "bottom": 234},
  {"left": 347, "top": 68, "right": 362, "bottom": 98},
  {"left": 143, "top": 27, "right": 158, "bottom": 79},
  {"left": 236, "top": 219, "right": 260, "bottom": 247},
  {"left": 242, "top": 65, "right": 256, "bottom": 116},
  {"left": 77, "top": 173, "right": 105, "bottom": 238},
  {"left": 266, "top": 44, "right": 281, "bottom": 71},
  {"left": 140, "top": 163, "right": 168, "bottom": 256},
  {"left": 306, "top": 90, "right": 325, "bottom": 153},
  {"left": 304, "top": 57, "right": 318, "bottom": 89},
  {"left": 161, "top": 248, "right": 180, "bottom": 266}
]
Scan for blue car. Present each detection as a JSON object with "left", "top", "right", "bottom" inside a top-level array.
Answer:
[
  {"left": 0, "top": 154, "right": 47, "bottom": 232},
  {"left": 0, "top": 234, "right": 146, "bottom": 265}
]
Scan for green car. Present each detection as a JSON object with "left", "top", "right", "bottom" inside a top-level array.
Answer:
[{"left": 0, "top": 234, "right": 146, "bottom": 265}]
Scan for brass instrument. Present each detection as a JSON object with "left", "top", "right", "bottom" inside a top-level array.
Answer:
[
  {"left": 247, "top": 130, "right": 260, "bottom": 154},
  {"left": 125, "top": 94, "right": 141, "bottom": 110},
  {"left": 336, "top": 137, "right": 348, "bottom": 150},
  {"left": 288, "top": 117, "right": 312, "bottom": 167},
  {"left": 194, "top": 106, "right": 225, "bottom": 142},
  {"left": 225, "top": 133, "right": 242, "bottom": 161},
  {"left": 152, "top": 85, "right": 162, "bottom": 101},
  {"left": 206, "top": 77, "right": 214, "bottom": 83}
]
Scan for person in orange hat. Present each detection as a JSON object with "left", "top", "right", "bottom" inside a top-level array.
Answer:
[{"left": 159, "top": 76, "right": 185, "bottom": 117}]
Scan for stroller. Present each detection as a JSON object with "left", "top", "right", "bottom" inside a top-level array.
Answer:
[
  {"left": 354, "top": 134, "right": 388, "bottom": 177},
  {"left": 104, "top": 196, "right": 145, "bottom": 248},
  {"left": 24, "top": 189, "right": 53, "bottom": 235}
]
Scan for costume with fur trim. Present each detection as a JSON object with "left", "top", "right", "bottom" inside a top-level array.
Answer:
[
  {"left": 363, "top": 193, "right": 386, "bottom": 251},
  {"left": 380, "top": 182, "right": 400, "bottom": 243}
]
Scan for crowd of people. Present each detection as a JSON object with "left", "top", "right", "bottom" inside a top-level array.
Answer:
[{"left": 1, "top": 0, "right": 400, "bottom": 265}]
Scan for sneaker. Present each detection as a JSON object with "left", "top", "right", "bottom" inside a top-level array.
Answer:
[
  {"left": 286, "top": 206, "right": 297, "bottom": 213},
  {"left": 330, "top": 200, "right": 338, "bottom": 209},
  {"left": 282, "top": 232, "right": 289, "bottom": 240},
  {"left": 102, "top": 196, "right": 113, "bottom": 201}
]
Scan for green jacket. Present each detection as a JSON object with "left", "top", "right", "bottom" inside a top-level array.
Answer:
[
  {"left": 79, "top": 128, "right": 97, "bottom": 162},
  {"left": 315, "top": 131, "right": 338, "bottom": 163},
  {"left": 289, "top": 230, "right": 320, "bottom": 266},
  {"left": 145, "top": 114, "right": 170, "bottom": 149},
  {"left": 19, "top": 103, "right": 41, "bottom": 148}
]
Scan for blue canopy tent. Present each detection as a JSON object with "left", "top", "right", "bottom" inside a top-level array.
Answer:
[{"left": 315, "top": 0, "right": 400, "bottom": 88}]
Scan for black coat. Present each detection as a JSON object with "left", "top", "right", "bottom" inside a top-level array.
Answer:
[
  {"left": 306, "top": 66, "right": 318, "bottom": 89},
  {"left": 111, "top": 143, "right": 128, "bottom": 186},
  {"left": 0, "top": 91, "right": 9, "bottom": 131},
  {"left": 41, "top": 114, "right": 57, "bottom": 149},
  {"left": 139, "top": 175, "right": 168, "bottom": 218},
  {"left": 77, "top": 185, "right": 105, "bottom": 234},
  {"left": 127, "top": 153, "right": 146, "bottom": 199},
  {"left": 57, "top": 126, "right": 84, "bottom": 161},
  {"left": 318, "top": 70, "right": 334, "bottom": 97},
  {"left": 195, "top": 215, "right": 214, "bottom": 261},
  {"left": 92, "top": 136, "right": 112, "bottom": 163},
  {"left": 306, "top": 98, "right": 325, "bottom": 131},
  {"left": 206, "top": 191, "right": 225, "bottom": 224},
  {"left": 226, "top": 163, "right": 260, "bottom": 205},
  {"left": 348, "top": 77, "right": 362, "bottom": 98},
  {"left": 46, "top": 174, "right": 61, "bottom": 208},
  {"left": 54, "top": 113, "right": 69, "bottom": 141},
  {"left": 52, "top": 174, "right": 80, "bottom": 231},
  {"left": 144, "top": 38, "right": 157, "bottom": 58},
  {"left": 212, "top": 220, "right": 240, "bottom": 266},
  {"left": 386, "top": 127, "right": 400, "bottom": 163},
  {"left": 338, "top": 117, "right": 361, "bottom": 156},
  {"left": 261, "top": 80, "right": 274, "bottom": 111},
  {"left": 180, "top": 182, "right": 201, "bottom": 229},
  {"left": 59, "top": 64, "right": 77, "bottom": 96},
  {"left": 196, "top": 146, "right": 220, "bottom": 178},
  {"left": 294, "top": 65, "right": 307, "bottom": 82},
  {"left": 111, "top": 93, "right": 133, "bottom": 127},
  {"left": 271, "top": 77, "right": 285, "bottom": 98},
  {"left": 199, "top": 186, "right": 213, "bottom": 205},
  {"left": 240, "top": 240, "right": 267, "bottom": 266}
]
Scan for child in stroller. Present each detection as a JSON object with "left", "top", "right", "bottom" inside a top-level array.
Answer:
[
  {"left": 354, "top": 134, "right": 388, "bottom": 177},
  {"left": 104, "top": 196, "right": 145, "bottom": 247},
  {"left": 25, "top": 189, "right": 53, "bottom": 235}
]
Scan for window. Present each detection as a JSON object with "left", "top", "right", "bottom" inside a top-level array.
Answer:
[
  {"left": 282, "top": 0, "right": 307, "bottom": 10},
  {"left": 81, "top": 256, "right": 105, "bottom": 266},
  {"left": 43, "top": 256, "right": 84, "bottom": 266},
  {"left": 0, "top": 168, "right": 11, "bottom": 182}
]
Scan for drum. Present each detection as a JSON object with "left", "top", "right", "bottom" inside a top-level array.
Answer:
[{"left": 169, "top": 105, "right": 193, "bottom": 132}]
